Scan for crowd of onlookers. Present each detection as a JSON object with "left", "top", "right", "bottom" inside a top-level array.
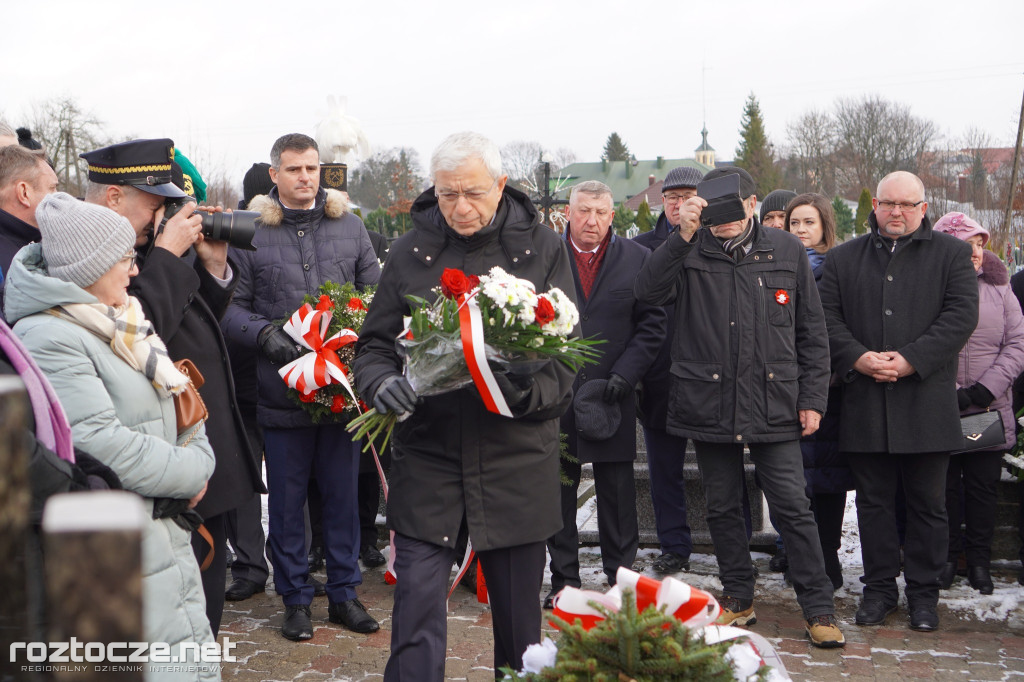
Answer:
[{"left": 1, "top": 120, "right": 1023, "bottom": 681}]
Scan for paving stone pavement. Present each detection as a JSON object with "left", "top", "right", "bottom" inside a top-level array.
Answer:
[{"left": 216, "top": 550, "right": 1024, "bottom": 681}]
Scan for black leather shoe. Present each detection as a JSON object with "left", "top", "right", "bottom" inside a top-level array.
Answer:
[
  {"left": 307, "top": 575, "right": 326, "bottom": 597},
  {"left": 543, "top": 590, "right": 557, "bottom": 610},
  {"left": 225, "top": 578, "right": 266, "bottom": 602},
  {"left": 967, "top": 566, "right": 994, "bottom": 595},
  {"left": 308, "top": 545, "right": 325, "bottom": 573},
  {"left": 938, "top": 561, "right": 956, "bottom": 590},
  {"left": 909, "top": 605, "right": 939, "bottom": 632},
  {"left": 281, "top": 604, "right": 313, "bottom": 641},
  {"left": 652, "top": 552, "right": 690, "bottom": 575},
  {"left": 360, "top": 544, "right": 386, "bottom": 568},
  {"left": 769, "top": 550, "right": 788, "bottom": 573},
  {"left": 328, "top": 598, "right": 380, "bottom": 633},
  {"left": 854, "top": 599, "right": 896, "bottom": 626}
]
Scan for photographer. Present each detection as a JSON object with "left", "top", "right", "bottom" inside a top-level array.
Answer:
[
  {"left": 634, "top": 166, "right": 843, "bottom": 648},
  {"left": 82, "top": 139, "right": 264, "bottom": 636}
]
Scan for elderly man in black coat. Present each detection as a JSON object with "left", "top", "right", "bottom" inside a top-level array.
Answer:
[
  {"left": 635, "top": 166, "right": 844, "bottom": 649},
  {"left": 819, "top": 170, "right": 978, "bottom": 632},
  {"left": 545, "top": 180, "right": 665, "bottom": 607},
  {"left": 354, "top": 132, "right": 578, "bottom": 680},
  {"left": 82, "top": 139, "right": 265, "bottom": 635}
]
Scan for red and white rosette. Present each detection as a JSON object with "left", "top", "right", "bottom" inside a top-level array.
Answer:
[
  {"left": 551, "top": 567, "right": 721, "bottom": 631},
  {"left": 278, "top": 301, "right": 358, "bottom": 402}
]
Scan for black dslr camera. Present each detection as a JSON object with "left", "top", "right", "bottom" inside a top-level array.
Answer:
[
  {"left": 162, "top": 198, "right": 259, "bottom": 251},
  {"left": 696, "top": 174, "right": 747, "bottom": 228}
]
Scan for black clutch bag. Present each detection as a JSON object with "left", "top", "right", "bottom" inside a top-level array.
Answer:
[{"left": 952, "top": 410, "right": 1004, "bottom": 454}]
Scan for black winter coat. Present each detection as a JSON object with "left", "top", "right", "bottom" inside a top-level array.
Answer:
[
  {"left": 563, "top": 233, "right": 665, "bottom": 462},
  {"left": 633, "top": 213, "right": 677, "bottom": 430},
  {"left": 818, "top": 213, "right": 978, "bottom": 453},
  {"left": 0, "top": 208, "right": 39, "bottom": 321},
  {"left": 353, "top": 186, "right": 578, "bottom": 552},
  {"left": 634, "top": 219, "right": 829, "bottom": 443},
  {"left": 222, "top": 187, "right": 380, "bottom": 429},
  {"left": 131, "top": 246, "right": 264, "bottom": 519}
]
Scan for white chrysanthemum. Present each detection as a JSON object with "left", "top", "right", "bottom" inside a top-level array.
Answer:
[
  {"left": 520, "top": 638, "right": 558, "bottom": 674},
  {"left": 540, "top": 287, "right": 579, "bottom": 336}
]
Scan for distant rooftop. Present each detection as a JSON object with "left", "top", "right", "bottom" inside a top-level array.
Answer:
[{"left": 559, "top": 157, "right": 712, "bottom": 204}]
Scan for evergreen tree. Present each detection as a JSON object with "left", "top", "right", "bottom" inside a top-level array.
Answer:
[
  {"left": 636, "top": 199, "right": 653, "bottom": 233},
  {"left": 734, "top": 93, "right": 781, "bottom": 199},
  {"left": 612, "top": 204, "right": 636, "bottom": 236},
  {"left": 603, "top": 132, "right": 631, "bottom": 162},
  {"left": 832, "top": 196, "right": 854, "bottom": 241},
  {"left": 854, "top": 188, "right": 873, "bottom": 235}
]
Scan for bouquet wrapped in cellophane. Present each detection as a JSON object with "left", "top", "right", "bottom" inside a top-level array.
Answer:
[{"left": 348, "top": 266, "right": 602, "bottom": 450}]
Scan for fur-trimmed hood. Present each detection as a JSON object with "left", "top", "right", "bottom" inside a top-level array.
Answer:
[
  {"left": 246, "top": 186, "right": 349, "bottom": 227},
  {"left": 979, "top": 249, "right": 1008, "bottom": 287}
]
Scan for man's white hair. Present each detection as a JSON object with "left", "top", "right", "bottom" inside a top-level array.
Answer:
[
  {"left": 430, "top": 132, "right": 502, "bottom": 182},
  {"left": 569, "top": 180, "right": 613, "bottom": 205}
]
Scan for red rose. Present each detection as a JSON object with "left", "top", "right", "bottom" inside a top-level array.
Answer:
[
  {"left": 316, "top": 294, "right": 335, "bottom": 311},
  {"left": 466, "top": 274, "right": 480, "bottom": 290},
  {"left": 299, "top": 390, "right": 317, "bottom": 403},
  {"left": 347, "top": 297, "right": 366, "bottom": 311},
  {"left": 535, "top": 296, "right": 556, "bottom": 326},
  {"left": 440, "top": 268, "right": 472, "bottom": 299},
  {"left": 330, "top": 394, "right": 347, "bottom": 413}
]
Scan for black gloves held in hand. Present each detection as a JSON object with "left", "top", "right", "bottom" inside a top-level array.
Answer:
[
  {"left": 494, "top": 373, "right": 533, "bottom": 408},
  {"left": 960, "top": 383, "right": 995, "bottom": 410},
  {"left": 603, "top": 374, "right": 632, "bottom": 405},
  {"left": 374, "top": 375, "right": 418, "bottom": 416},
  {"left": 258, "top": 323, "right": 303, "bottom": 366}
]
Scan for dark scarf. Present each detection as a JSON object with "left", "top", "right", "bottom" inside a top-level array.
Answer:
[{"left": 719, "top": 217, "right": 757, "bottom": 262}]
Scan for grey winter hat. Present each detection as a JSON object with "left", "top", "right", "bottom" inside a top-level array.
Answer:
[
  {"left": 759, "top": 189, "right": 797, "bottom": 221},
  {"left": 36, "top": 192, "right": 137, "bottom": 288},
  {"left": 573, "top": 379, "right": 621, "bottom": 441},
  {"left": 662, "top": 166, "right": 703, "bottom": 192}
]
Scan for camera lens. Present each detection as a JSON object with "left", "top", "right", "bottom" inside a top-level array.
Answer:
[{"left": 200, "top": 210, "right": 258, "bottom": 251}]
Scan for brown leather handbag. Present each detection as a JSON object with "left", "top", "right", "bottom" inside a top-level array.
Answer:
[{"left": 174, "top": 359, "right": 208, "bottom": 440}]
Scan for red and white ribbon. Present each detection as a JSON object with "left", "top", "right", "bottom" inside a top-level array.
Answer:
[
  {"left": 551, "top": 567, "right": 721, "bottom": 631},
  {"left": 457, "top": 292, "right": 512, "bottom": 418},
  {"left": 278, "top": 302, "right": 358, "bottom": 402}
]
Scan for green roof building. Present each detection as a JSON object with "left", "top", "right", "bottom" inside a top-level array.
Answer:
[{"left": 558, "top": 156, "right": 712, "bottom": 204}]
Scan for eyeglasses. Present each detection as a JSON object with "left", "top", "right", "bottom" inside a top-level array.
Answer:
[
  {"left": 876, "top": 200, "right": 923, "bottom": 213},
  {"left": 661, "top": 193, "right": 692, "bottom": 204},
  {"left": 121, "top": 250, "right": 137, "bottom": 270},
  {"left": 436, "top": 177, "right": 498, "bottom": 204}
]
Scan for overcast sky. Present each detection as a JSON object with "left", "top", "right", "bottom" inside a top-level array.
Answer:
[{"left": 3, "top": 0, "right": 1023, "bottom": 189}]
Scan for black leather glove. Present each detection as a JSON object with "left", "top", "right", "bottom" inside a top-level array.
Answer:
[
  {"left": 957, "top": 388, "right": 971, "bottom": 412},
  {"left": 603, "top": 373, "right": 632, "bottom": 405},
  {"left": 373, "top": 375, "right": 418, "bottom": 416},
  {"left": 258, "top": 323, "right": 303, "bottom": 366},
  {"left": 494, "top": 373, "right": 533, "bottom": 408},
  {"left": 964, "top": 383, "right": 995, "bottom": 409}
]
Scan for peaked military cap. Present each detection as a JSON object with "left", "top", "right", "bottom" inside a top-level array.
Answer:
[{"left": 80, "top": 138, "right": 188, "bottom": 198}]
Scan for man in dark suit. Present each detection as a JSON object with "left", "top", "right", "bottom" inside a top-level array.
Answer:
[{"left": 545, "top": 180, "right": 666, "bottom": 607}]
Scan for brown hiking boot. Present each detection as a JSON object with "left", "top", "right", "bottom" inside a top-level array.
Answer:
[
  {"left": 806, "top": 614, "right": 846, "bottom": 648},
  {"left": 715, "top": 596, "right": 756, "bottom": 626}
]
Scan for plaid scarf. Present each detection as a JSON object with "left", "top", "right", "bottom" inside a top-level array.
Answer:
[
  {"left": 720, "top": 218, "right": 757, "bottom": 262},
  {"left": 53, "top": 297, "right": 188, "bottom": 397},
  {"left": 571, "top": 231, "right": 611, "bottom": 299}
]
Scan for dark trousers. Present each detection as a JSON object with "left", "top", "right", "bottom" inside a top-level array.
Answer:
[
  {"left": 946, "top": 450, "right": 1003, "bottom": 568},
  {"left": 848, "top": 451, "right": 949, "bottom": 608},
  {"left": 384, "top": 533, "right": 544, "bottom": 681},
  {"left": 226, "top": 411, "right": 268, "bottom": 585},
  {"left": 547, "top": 458, "right": 638, "bottom": 589},
  {"left": 811, "top": 492, "right": 847, "bottom": 586},
  {"left": 191, "top": 513, "right": 226, "bottom": 635},
  {"left": 694, "top": 440, "right": 834, "bottom": 618},
  {"left": 264, "top": 424, "right": 361, "bottom": 605},
  {"left": 358, "top": 471, "right": 381, "bottom": 548},
  {"left": 643, "top": 427, "right": 692, "bottom": 558}
]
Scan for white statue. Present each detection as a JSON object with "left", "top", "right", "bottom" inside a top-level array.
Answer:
[{"left": 315, "top": 95, "right": 371, "bottom": 165}]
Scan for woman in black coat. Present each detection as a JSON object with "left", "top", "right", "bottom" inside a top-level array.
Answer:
[{"left": 785, "top": 193, "right": 853, "bottom": 589}]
